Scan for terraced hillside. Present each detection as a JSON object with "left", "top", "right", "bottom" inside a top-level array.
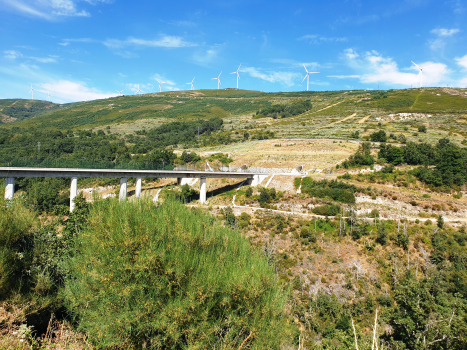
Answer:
[{"left": 1, "top": 88, "right": 466, "bottom": 146}]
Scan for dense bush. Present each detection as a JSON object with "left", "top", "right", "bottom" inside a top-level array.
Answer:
[
  {"left": 301, "top": 178, "right": 356, "bottom": 204},
  {"left": 370, "top": 130, "right": 387, "bottom": 143},
  {"left": 256, "top": 100, "right": 312, "bottom": 119},
  {"left": 312, "top": 204, "right": 341, "bottom": 216},
  {"left": 341, "top": 142, "right": 374, "bottom": 168},
  {"left": 64, "top": 198, "right": 291, "bottom": 349}
]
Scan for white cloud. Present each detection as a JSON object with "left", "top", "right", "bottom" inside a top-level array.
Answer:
[
  {"left": 1, "top": 0, "right": 112, "bottom": 20},
  {"left": 38, "top": 80, "right": 117, "bottom": 102},
  {"left": 29, "top": 56, "right": 57, "bottom": 63},
  {"left": 327, "top": 75, "right": 360, "bottom": 79},
  {"left": 4, "top": 50, "right": 57, "bottom": 63},
  {"left": 242, "top": 67, "right": 301, "bottom": 87},
  {"left": 4, "top": 50, "right": 23, "bottom": 59},
  {"left": 1, "top": 0, "right": 53, "bottom": 19},
  {"left": 270, "top": 58, "right": 320, "bottom": 70},
  {"left": 342, "top": 48, "right": 449, "bottom": 87},
  {"left": 344, "top": 48, "right": 359, "bottom": 60},
  {"left": 298, "top": 34, "right": 347, "bottom": 43},
  {"left": 455, "top": 54, "right": 467, "bottom": 69},
  {"left": 126, "top": 83, "right": 153, "bottom": 94},
  {"left": 152, "top": 74, "right": 175, "bottom": 86},
  {"left": 42, "top": 0, "right": 90, "bottom": 17},
  {"left": 429, "top": 38, "right": 446, "bottom": 51},
  {"left": 431, "top": 28, "right": 460, "bottom": 37},
  {"left": 104, "top": 35, "right": 197, "bottom": 49},
  {"left": 192, "top": 48, "right": 219, "bottom": 66}
]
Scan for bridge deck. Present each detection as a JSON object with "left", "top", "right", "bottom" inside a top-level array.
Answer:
[{"left": 0, "top": 167, "right": 258, "bottom": 179}]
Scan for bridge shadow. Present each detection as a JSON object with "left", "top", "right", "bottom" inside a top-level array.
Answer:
[
  {"left": 206, "top": 180, "right": 246, "bottom": 198},
  {"left": 181, "top": 179, "right": 247, "bottom": 204}
]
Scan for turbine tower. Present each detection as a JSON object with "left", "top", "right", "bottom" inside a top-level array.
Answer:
[
  {"left": 116, "top": 90, "right": 123, "bottom": 96},
  {"left": 186, "top": 77, "right": 195, "bottom": 90},
  {"left": 411, "top": 61, "right": 433, "bottom": 88},
  {"left": 29, "top": 84, "right": 35, "bottom": 100},
  {"left": 230, "top": 64, "right": 241, "bottom": 89},
  {"left": 155, "top": 79, "right": 165, "bottom": 92},
  {"left": 302, "top": 64, "right": 319, "bottom": 91},
  {"left": 212, "top": 71, "right": 222, "bottom": 89},
  {"left": 136, "top": 85, "right": 142, "bottom": 95}
]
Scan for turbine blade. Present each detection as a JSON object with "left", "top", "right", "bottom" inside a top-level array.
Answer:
[
  {"left": 303, "top": 63, "right": 308, "bottom": 73},
  {"left": 230, "top": 72, "right": 236, "bottom": 74},
  {"left": 411, "top": 61, "right": 421, "bottom": 70},
  {"left": 302, "top": 74, "right": 308, "bottom": 83},
  {"left": 237, "top": 63, "right": 242, "bottom": 70}
]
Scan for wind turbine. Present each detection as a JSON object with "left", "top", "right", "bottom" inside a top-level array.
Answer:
[
  {"left": 186, "top": 77, "right": 195, "bottom": 90},
  {"left": 47, "top": 92, "right": 52, "bottom": 101},
  {"left": 302, "top": 64, "right": 319, "bottom": 91},
  {"left": 136, "top": 85, "right": 142, "bottom": 95},
  {"left": 155, "top": 79, "right": 165, "bottom": 92},
  {"left": 212, "top": 71, "right": 222, "bottom": 89},
  {"left": 230, "top": 64, "right": 241, "bottom": 89},
  {"left": 411, "top": 61, "right": 434, "bottom": 88},
  {"left": 29, "top": 84, "right": 35, "bottom": 100},
  {"left": 116, "top": 90, "right": 123, "bottom": 96}
]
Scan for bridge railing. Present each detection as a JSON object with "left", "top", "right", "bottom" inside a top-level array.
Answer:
[{"left": 0, "top": 158, "right": 174, "bottom": 171}]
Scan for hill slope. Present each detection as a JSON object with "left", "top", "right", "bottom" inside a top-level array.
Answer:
[{"left": 1, "top": 88, "right": 466, "bottom": 145}]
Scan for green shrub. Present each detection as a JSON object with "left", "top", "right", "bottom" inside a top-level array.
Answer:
[
  {"left": 370, "top": 130, "right": 387, "bottom": 143},
  {"left": 64, "top": 198, "right": 291, "bottom": 349},
  {"left": 312, "top": 205, "right": 341, "bottom": 216},
  {"left": 293, "top": 177, "right": 302, "bottom": 189},
  {"left": 301, "top": 178, "right": 356, "bottom": 204},
  {"left": 376, "top": 221, "right": 388, "bottom": 245},
  {"left": 0, "top": 199, "right": 35, "bottom": 298}
]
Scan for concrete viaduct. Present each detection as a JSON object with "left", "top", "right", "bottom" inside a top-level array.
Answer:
[{"left": 0, "top": 167, "right": 268, "bottom": 211}]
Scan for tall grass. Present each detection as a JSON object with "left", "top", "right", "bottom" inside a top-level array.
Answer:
[
  {"left": 64, "top": 198, "right": 291, "bottom": 349},
  {"left": 0, "top": 198, "right": 35, "bottom": 298}
]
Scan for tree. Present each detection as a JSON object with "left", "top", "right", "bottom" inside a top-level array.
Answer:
[
  {"left": 259, "top": 187, "right": 270, "bottom": 204},
  {"left": 418, "top": 125, "right": 427, "bottom": 133},
  {"left": 376, "top": 221, "right": 388, "bottom": 245},
  {"left": 370, "top": 130, "right": 387, "bottom": 143},
  {"left": 64, "top": 199, "right": 291, "bottom": 348},
  {"left": 437, "top": 215, "right": 444, "bottom": 229}
]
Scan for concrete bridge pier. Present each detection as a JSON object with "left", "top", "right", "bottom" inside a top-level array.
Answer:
[
  {"left": 249, "top": 174, "right": 269, "bottom": 186},
  {"left": 4, "top": 177, "right": 14, "bottom": 200},
  {"left": 200, "top": 177, "right": 207, "bottom": 204},
  {"left": 119, "top": 178, "right": 127, "bottom": 201},
  {"left": 177, "top": 178, "right": 182, "bottom": 185},
  {"left": 70, "top": 177, "right": 78, "bottom": 212},
  {"left": 135, "top": 177, "right": 142, "bottom": 197}
]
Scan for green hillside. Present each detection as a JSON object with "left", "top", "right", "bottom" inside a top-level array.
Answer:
[
  {"left": 0, "top": 98, "right": 59, "bottom": 124},
  {"left": 1, "top": 87, "right": 466, "bottom": 168},
  {"left": 1, "top": 88, "right": 466, "bottom": 140}
]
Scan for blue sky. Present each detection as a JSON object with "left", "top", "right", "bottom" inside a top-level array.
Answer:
[{"left": 1, "top": 0, "right": 467, "bottom": 103}]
